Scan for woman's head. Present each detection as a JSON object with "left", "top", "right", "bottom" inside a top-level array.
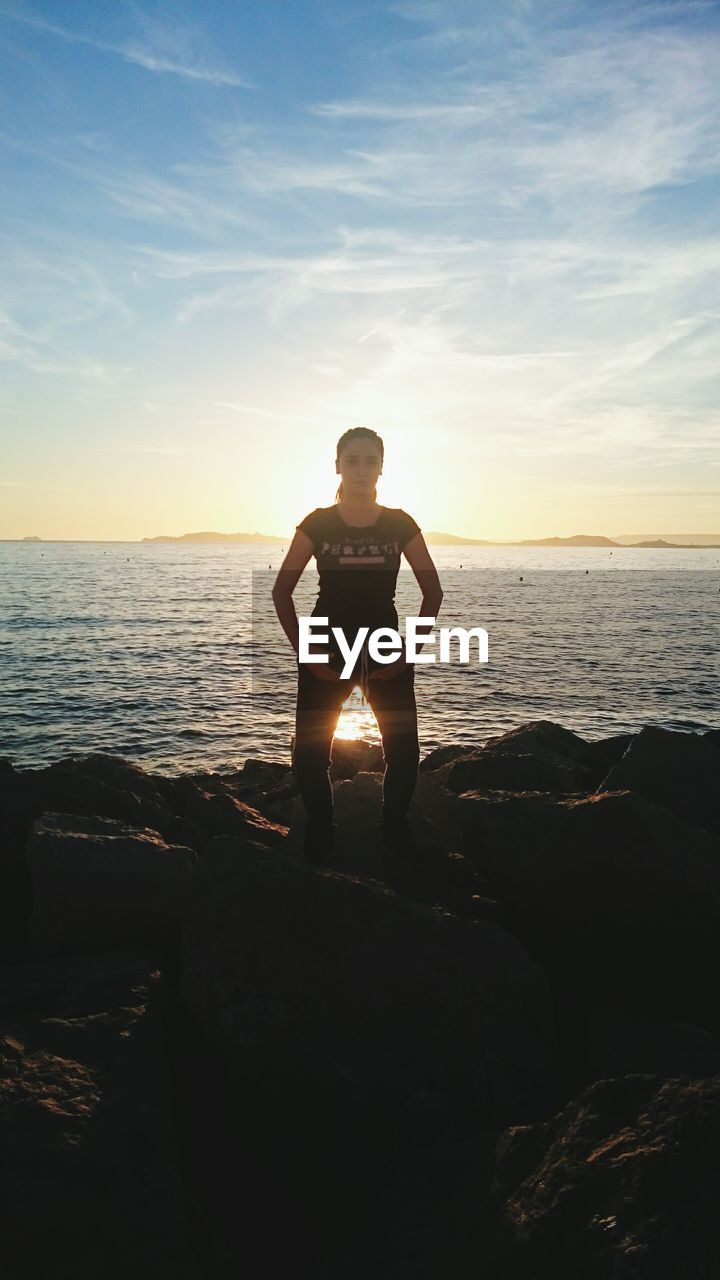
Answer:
[{"left": 334, "top": 427, "right": 384, "bottom": 503}]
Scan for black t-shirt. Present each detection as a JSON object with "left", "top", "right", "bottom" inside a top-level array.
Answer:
[{"left": 296, "top": 504, "right": 421, "bottom": 671}]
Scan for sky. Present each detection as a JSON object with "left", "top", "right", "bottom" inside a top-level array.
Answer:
[{"left": 1, "top": 0, "right": 719, "bottom": 541}]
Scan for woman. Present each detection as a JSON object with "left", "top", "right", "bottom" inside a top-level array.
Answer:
[{"left": 272, "top": 427, "right": 443, "bottom": 866}]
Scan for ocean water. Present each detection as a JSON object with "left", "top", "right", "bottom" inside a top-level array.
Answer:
[{"left": 1, "top": 540, "right": 718, "bottom": 774}]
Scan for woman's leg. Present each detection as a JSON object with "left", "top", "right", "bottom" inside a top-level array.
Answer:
[
  {"left": 364, "top": 665, "right": 420, "bottom": 821},
  {"left": 292, "top": 664, "right": 348, "bottom": 825}
]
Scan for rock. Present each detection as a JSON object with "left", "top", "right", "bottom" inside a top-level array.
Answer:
[
  {"left": 562, "top": 1006, "right": 720, "bottom": 1089},
  {"left": 483, "top": 1074, "right": 720, "bottom": 1279},
  {"left": 413, "top": 769, "right": 466, "bottom": 845},
  {"left": 169, "top": 760, "right": 300, "bottom": 828},
  {"left": 27, "top": 812, "right": 199, "bottom": 958},
  {"left": 598, "top": 725, "right": 720, "bottom": 835},
  {"left": 583, "top": 733, "right": 633, "bottom": 784},
  {"left": 180, "top": 839, "right": 556, "bottom": 1131},
  {"left": 455, "top": 788, "right": 720, "bottom": 1025},
  {"left": 330, "top": 737, "right": 385, "bottom": 779},
  {"left": 484, "top": 720, "right": 594, "bottom": 763},
  {"left": 48, "top": 751, "right": 169, "bottom": 806},
  {"left": 229, "top": 759, "right": 299, "bottom": 823},
  {"left": 226, "top": 759, "right": 291, "bottom": 793},
  {"left": 0, "top": 759, "right": 205, "bottom": 860},
  {"left": 424, "top": 722, "right": 596, "bottom": 795},
  {"left": 0, "top": 949, "right": 233, "bottom": 1278},
  {"left": 433, "top": 750, "right": 592, "bottom": 795},
  {"left": 419, "top": 743, "right": 476, "bottom": 773},
  {"left": 155, "top": 775, "right": 288, "bottom": 847},
  {"left": 283, "top": 772, "right": 490, "bottom": 919},
  {"left": 288, "top": 734, "right": 385, "bottom": 782},
  {"left": 311, "top": 1128, "right": 501, "bottom": 1279}
]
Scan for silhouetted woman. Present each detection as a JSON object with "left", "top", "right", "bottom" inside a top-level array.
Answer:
[{"left": 272, "top": 427, "right": 443, "bottom": 865}]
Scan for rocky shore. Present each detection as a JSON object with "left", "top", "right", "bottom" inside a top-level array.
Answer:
[{"left": 1, "top": 720, "right": 719, "bottom": 1278}]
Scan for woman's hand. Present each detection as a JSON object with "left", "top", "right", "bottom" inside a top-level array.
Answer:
[
  {"left": 369, "top": 652, "right": 409, "bottom": 682},
  {"left": 304, "top": 660, "right": 343, "bottom": 682}
]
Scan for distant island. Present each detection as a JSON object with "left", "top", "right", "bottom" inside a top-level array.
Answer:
[
  {"left": 141, "top": 530, "right": 720, "bottom": 549},
  {"left": 142, "top": 531, "right": 286, "bottom": 544},
  {"left": 6, "top": 531, "right": 719, "bottom": 547}
]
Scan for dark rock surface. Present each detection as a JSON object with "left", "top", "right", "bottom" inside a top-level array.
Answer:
[
  {"left": 0, "top": 949, "right": 233, "bottom": 1278},
  {"left": 452, "top": 787, "right": 720, "bottom": 1024},
  {"left": 597, "top": 724, "right": 720, "bottom": 835},
  {"left": 483, "top": 1074, "right": 720, "bottom": 1279},
  {"left": 1, "top": 718, "right": 719, "bottom": 1276},
  {"left": 180, "top": 834, "right": 555, "bottom": 1124},
  {"left": 560, "top": 1005, "right": 720, "bottom": 1089},
  {"left": 27, "top": 812, "right": 199, "bottom": 959}
]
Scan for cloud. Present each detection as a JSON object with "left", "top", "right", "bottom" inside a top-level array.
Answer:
[
  {"left": 0, "top": 309, "right": 116, "bottom": 378},
  {"left": 4, "top": 7, "right": 253, "bottom": 87},
  {"left": 2, "top": 0, "right": 719, "bottom": 508},
  {"left": 215, "top": 402, "right": 314, "bottom": 425}
]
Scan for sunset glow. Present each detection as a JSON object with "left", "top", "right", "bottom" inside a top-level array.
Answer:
[{"left": 2, "top": 1, "right": 719, "bottom": 542}]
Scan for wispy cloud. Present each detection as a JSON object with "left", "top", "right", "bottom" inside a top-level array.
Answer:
[
  {"left": 4, "top": 6, "right": 253, "bottom": 87},
  {"left": 215, "top": 402, "right": 314, "bottom": 425},
  {"left": 0, "top": 309, "right": 117, "bottom": 378},
  {"left": 2, "top": 0, "right": 720, "bottom": 536}
]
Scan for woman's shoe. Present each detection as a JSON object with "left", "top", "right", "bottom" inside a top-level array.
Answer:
[{"left": 302, "top": 819, "right": 338, "bottom": 867}]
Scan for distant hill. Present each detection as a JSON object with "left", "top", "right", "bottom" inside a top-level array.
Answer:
[
  {"left": 624, "top": 538, "right": 720, "bottom": 549},
  {"left": 139, "top": 529, "right": 720, "bottom": 549},
  {"left": 142, "top": 531, "right": 286, "bottom": 544},
  {"left": 142, "top": 529, "right": 492, "bottom": 545},
  {"left": 507, "top": 534, "right": 620, "bottom": 547},
  {"left": 612, "top": 533, "right": 720, "bottom": 547},
  {"left": 423, "top": 531, "right": 492, "bottom": 545}
]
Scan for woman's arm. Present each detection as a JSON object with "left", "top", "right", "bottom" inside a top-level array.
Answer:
[
  {"left": 402, "top": 532, "right": 444, "bottom": 659},
  {"left": 271, "top": 530, "right": 342, "bottom": 680},
  {"left": 271, "top": 530, "right": 314, "bottom": 657},
  {"left": 369, "top": 531, "right": 444, "bottom": 680}
]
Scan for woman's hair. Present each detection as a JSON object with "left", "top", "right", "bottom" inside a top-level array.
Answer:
[{"left": 334, "top": 427, "right": 385, "bottom": 503}]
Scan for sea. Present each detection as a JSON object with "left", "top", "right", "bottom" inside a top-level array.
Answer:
[{"left": 1, "top": 540, "right": 718, "bottom": 774}]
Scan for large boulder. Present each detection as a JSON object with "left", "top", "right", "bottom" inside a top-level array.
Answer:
[
  {"left": 0, "top": 756, "right": 287, "bottom": 876},
  {"left": 154, "top": 775, "right": 288, "bottom": 846},
  {"left": 0, "top": 756, "right": 205, "bottom": 860},
  {"left": 483, "top": 1074, "right": 720, "bottom": 1278},
  {"left": 283, "top": 772, "right": 489, "bottom": 918},
  {"left": 426, "top": 721, "right": 597, "bottom": 796},
  {"left": 222, "top": 758, "right": 300, "bottom": 824},
  {"left": 27, "top": 813, "right": 199, "bottom": 958},
  {"left": 180, "top": 838, "right": 556, "bottom": 1131},
  {"left": 583, "top": 733, "right": 633, "bottom": 783},
  {"left": 0, "top": 949, "right": 232, "bottom": 1278},
  {"left": 561, "top": 1005, "right": 720, "bottom": 1090},
  {"left": 455, "top": 788, "right": 720, "bottom": 1024},
  {"left": 483, "top": 721, "right": 591, "bottom": 757},
  {"left": 178, "top": 837, "right": 556, "bottom": 1261},
  {"left": 419, "top": 743, "right": 476, "bottom": 773},
  {"left": 330, "top": 737, "right": 385, "bottom": 779},
  {"left": 597, "top": 725, "right": 720, "bottom": 835},
  {"left": 47, "top": 752, "right": 170, "bottom": 805}
]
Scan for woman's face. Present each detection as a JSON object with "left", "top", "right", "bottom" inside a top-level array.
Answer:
[{"left": 336, "top": 437, "right": 383, "bottom": 496}]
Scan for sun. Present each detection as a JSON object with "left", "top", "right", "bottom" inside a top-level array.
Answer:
[{"left": 333, "top": 689, "right": 381, "bottom": 741}]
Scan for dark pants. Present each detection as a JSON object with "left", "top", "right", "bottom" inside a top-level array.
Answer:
[{"left": 292, "top": 660, "right": 420, "bottom": 826}]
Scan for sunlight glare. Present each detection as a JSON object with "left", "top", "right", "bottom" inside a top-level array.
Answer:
[{"left": 334, "top": 689, "right": 381, "bottom": 741}]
